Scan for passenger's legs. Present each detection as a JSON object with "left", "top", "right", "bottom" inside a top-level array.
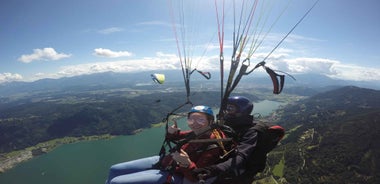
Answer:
[
  {"left": 110, "top": 169, "right": 183, "bottom": 184},
  {"left": 106, "top": 156, "right": 160, "bottom": 183}
]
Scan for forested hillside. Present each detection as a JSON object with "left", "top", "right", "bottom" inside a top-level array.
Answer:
[
  {"left": 260, "top": 86, "right": 380, "bottom": 184},
  {"left": 0, "top": 90, "right": 259, "bottom": 153}
]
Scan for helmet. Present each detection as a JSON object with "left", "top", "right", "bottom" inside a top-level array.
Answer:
[
  {"left": 226, "top": 96, "right": 253, "bottom": 117},
  {"left": 189, "top": 105, "right": 214, "bottom": 117}
]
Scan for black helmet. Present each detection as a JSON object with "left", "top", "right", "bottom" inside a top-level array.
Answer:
[{"left": 225, "top": 96, "right": 253, "bottom": 117}]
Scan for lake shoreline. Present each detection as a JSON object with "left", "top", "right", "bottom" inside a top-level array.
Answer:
[
  {"left": 0, "top": 99, "right": 287, "bottom": 175},
  {"left": 0, "top": 117, "right": 278, "bottom": 174},
  {"left": 0, "top": 122, "right": 169, "bottom": 174},
  {"left": 0, "top": 134, "right": 114, "bottom": 174}
]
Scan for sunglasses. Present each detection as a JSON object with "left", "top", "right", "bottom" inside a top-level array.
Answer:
[{"left": 187, "top": 117, "right": 208, "bottom": 125}]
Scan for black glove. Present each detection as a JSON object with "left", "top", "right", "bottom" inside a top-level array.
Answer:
[{"left": 192, "top": 166, "right": 218, "bottom": 181}]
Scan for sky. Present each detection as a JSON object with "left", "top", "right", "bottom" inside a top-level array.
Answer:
[{"left": 1, "top": 0, "right": 380, "bottom": 84}]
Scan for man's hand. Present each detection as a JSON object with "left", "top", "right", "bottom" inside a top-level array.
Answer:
[{"left": 192, "top": 166, "right": 218, "bottom": 180}]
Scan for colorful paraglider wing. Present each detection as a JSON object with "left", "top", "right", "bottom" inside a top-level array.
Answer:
[
  {"left": 190, "top": 69, "right": 211, "bottom": 80},
  {"left": 265, "top": 67, "right": 285, "bottom": 94},
  {"left": 197, "top": 70, "right": 211, "bottom": 80},
  {"left": 151, "top": 73, "right": 165, "bottom": 84}
]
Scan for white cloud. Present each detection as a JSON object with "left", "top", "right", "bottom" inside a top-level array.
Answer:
[
  {"left": 55, "top": 52, "right": 180, "bottom": 78},
  {"left": 12, "top": 50, "right": 380, "bottom": 83},
  {"left": 14, "top": 52, "right": 220, "bottom": 83},
  {"left": 98, "top": 27, "right": 124, "bottom": 34},
  {"left": 0, "top": 73, "right": 23, "bottom": 83},
  {"left": 267, "top": 57, "right": 380, "bottom": 81},
  {"left": 329, "top": 64, "right": 380, "bottom": 81},
  {"left": 61, "top": 51, "right": 380, "bottom": 82},
  {"left": 51, "top": 52, "right": 220, "bottom": 79},
  {"left": 18, "top": 48, "right": 71, "bottom": 63},
  {"left": 93, "top": 48, "right": 133, "bottom": 58},
  {"left": 274, "top": 57, "right": 339, "bottom": 75}
]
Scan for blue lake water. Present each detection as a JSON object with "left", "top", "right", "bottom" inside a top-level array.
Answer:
[{"left": 0, "top": 100, "right": 284, "bottom": 184}]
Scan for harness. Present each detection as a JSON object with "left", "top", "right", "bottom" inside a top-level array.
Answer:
[{"left": 157, "top": 120, "right": 235, "bottom": 184}]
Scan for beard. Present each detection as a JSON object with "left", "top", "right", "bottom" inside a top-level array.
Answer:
[{"left": 224, "top": 115, "right": 254, "bottom": 128}]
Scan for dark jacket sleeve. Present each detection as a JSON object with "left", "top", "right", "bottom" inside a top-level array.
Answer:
[{"left": 214, "top": 127, "right": 258, "bottom": 173}]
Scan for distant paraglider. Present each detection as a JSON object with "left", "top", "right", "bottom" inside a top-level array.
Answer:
[
  {"left": 151, "top": 73, "right": 165, "bottom": 84},
  {"left": 151, "top": 73, "right": 165, "bottom": 103}
]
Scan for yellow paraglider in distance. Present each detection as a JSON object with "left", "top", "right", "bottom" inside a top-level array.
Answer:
[{"left": 151, "top": 73, "right": 165, "bottom": 84}]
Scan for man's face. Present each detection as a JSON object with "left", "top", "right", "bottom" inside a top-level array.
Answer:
[{"left": 225, "top": 104, "right": 237, "bottom": 116}]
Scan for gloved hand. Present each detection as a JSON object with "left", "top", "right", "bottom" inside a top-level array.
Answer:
[
  {"left": 171, "top": 149, "right": 191, "bottom": 167},
  {"left": 192, "top": 166, "right": 218, "bottom": 180},
  {"left": 167, "top": 124, "right": 180, "bottom": 134}
]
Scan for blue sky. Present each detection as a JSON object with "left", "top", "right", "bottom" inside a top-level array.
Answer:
[{"left": 1, "top": 0, "right": 379, "bottom": 84}]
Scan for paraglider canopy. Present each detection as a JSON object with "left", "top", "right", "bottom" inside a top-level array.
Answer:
[{"left": 151, "top": 73, "right": 165, "bottom": 84}]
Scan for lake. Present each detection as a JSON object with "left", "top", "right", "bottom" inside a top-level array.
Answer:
[{"left": 0, "top": 100, "right": 284, "bottom": 184}]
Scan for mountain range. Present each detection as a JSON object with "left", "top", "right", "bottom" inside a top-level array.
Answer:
[{"left": 0, "top": 71, "right": 379, "bottom": 97}]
